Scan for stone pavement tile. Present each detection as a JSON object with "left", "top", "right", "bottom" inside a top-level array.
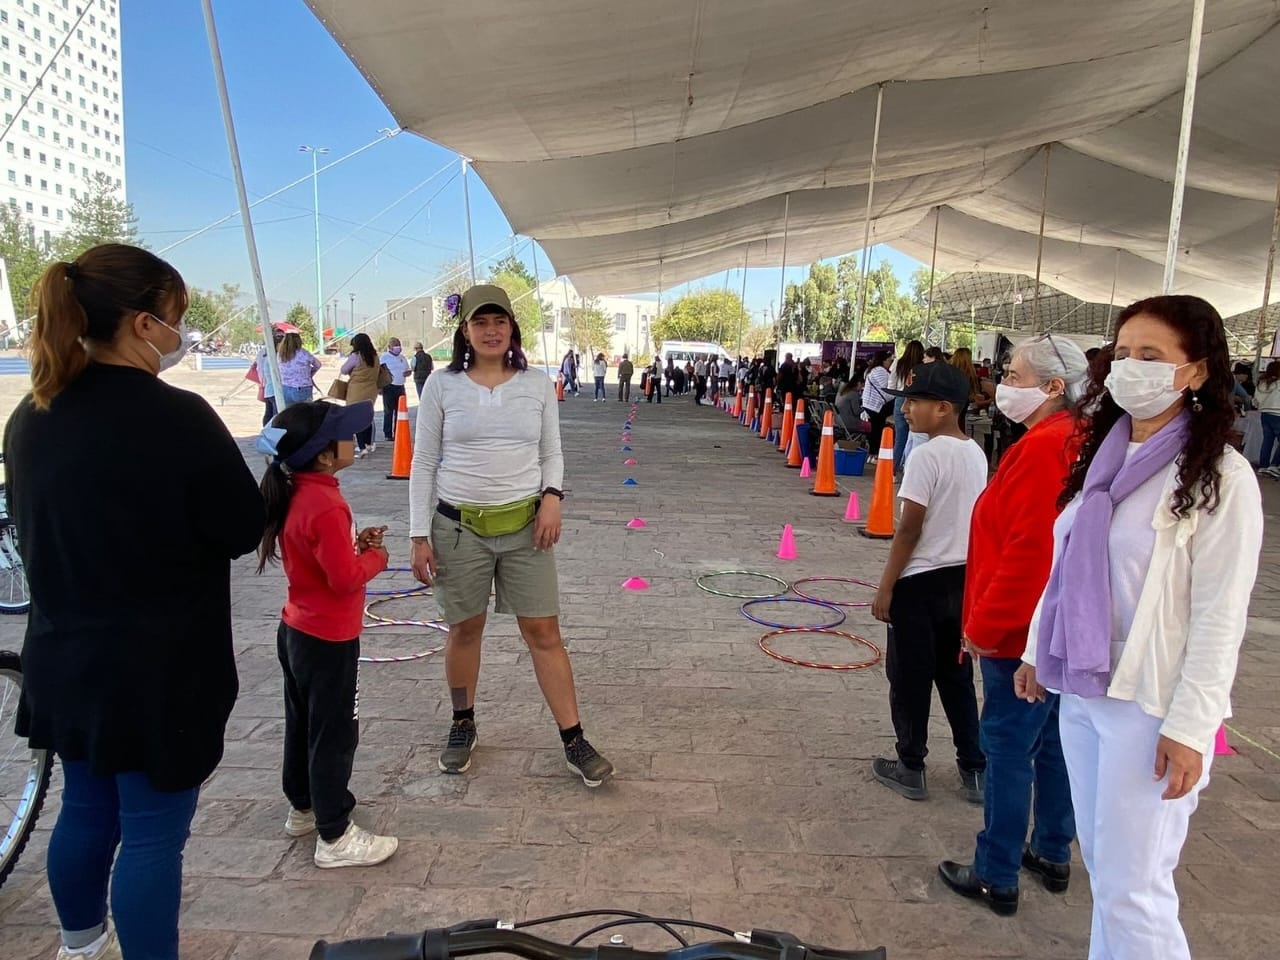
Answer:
[
  {"left": 181, "top": 879, "right": 362, "bottom": 937},
  {"left": 1180, "top": 863, "right": 1278, "bottom": 914},
  {"left": 176, "top": 929, "right": 239, "bottom": 960},
  {"left": 658, "top": 813, "right": 797, "bottom": 852},
  {"left": 796, "top": 819, "right": 942, "bottom": 859},
  {"left": 849, "top": 901, "right": 1029, "bottom": 958},
  {"left": 690, "top": 894, "right": 871, "bottom": 950},
  {"left": 1184, "top": 910, "right": 1280, "bottom": 960},
  {"left": 277, "top": 838, "right": 438, "bottom": 886},
  {"left": 650, "top": 750, "right": 815, "bottom": 782},
  {"left": 428, "top": 842, "right": 586, "bottom": 889},
  {"left": 0, "top": 870, "right": 46, "bottom": 923},
  {"left": 585, "top": 847, "right": 736, "bottom": 895},
  {"left": 386, "top": 801, "right": 524, "bottom": 843},
  {"left": 527, "top": 747, "right": 652, "bottom": 781},
  {"left": 224, "top": 934, "right": 318, "bottom": 960},
  {"left": 461, "top": 777, "right": 719, "bottom": 813},
  {"left": 344, "top": 885, "right": 527, "bottom": 938},
  {"left": 520, "top": 890, "right": 696, "bottom": 952},
  {"left": 520, "top": 810, "right": 662, "bottom": 848},
  {"left": 1, "top": 924, "right": 61, "bottom": 960},
  {"left": 732, "top": 852, "right": 897, "bottom": 900},
  {"left": 183, "top": 836, "right": 293, "bottom": 880}
]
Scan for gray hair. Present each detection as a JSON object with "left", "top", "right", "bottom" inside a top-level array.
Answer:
[{"left": 1010, "top": 335, "right": 1090, "bottom": 403}]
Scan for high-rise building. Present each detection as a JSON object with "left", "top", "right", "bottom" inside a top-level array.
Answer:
[{"left": 0, "top": 0, "right": 124, "bottom": 249}]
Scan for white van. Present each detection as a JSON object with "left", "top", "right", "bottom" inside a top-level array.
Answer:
[{"left": 658, "top": 340, "right": 727, "bottom": 369}]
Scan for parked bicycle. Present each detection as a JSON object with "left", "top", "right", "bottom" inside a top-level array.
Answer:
[
  {"left": 0, "top": 649, "right": 52, "bottom": 889},
  {"left": 0, "top": 453, "right": 30, "bottom": 615},
  {"left": 310, "top": 912, "right": 887, "bottom": 960}
]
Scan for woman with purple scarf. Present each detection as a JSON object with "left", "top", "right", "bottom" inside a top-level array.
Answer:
[{"left": 1017, "top": 296, "right": 1262, "bottom": 958}]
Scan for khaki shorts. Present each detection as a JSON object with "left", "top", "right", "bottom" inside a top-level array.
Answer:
[{"left": 430, "top": 511, "right": 560, "bottom": 624}]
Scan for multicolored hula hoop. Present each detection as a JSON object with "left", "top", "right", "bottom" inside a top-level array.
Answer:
[
  {"left": 365, "top": 565, "right": 431, "bottom": 597},
  {"left": 757, "top": 628, "right": 882, "bottom": 671},
  {"left": 359, "top": 590, "right": 449, "bottom": 663},
  {"left": 695, "top": 570, "right": 790, "bottom": 599},
  {"left": 789, "top": 576, "right": 878, "bottom": 608},
  {"left": 739, "top": 597, "right": 846, "bottom": 630}
]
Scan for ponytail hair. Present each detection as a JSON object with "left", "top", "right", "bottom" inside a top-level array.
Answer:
[
  {"left": 256, "top": 401, "right": 337, "bottom": 573},
  {"left": 28, "top": 244, "right": 187, "bottom": 410}
]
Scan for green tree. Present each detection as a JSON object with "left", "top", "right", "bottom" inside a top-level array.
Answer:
[
  {"left": 432, "top": 256, "right": 471, "bottom": 333},
  {"left": 490, "top": 254, "right": 536, "bottom": 287},
  {"left": 285, "top": 302, "right": 319, "bottom": 349},
  {"left": 741, "top": 324, "right": 776, "bottom": 358},
  {"left": 779, "top": 263, "right": 841, "bottom": 341},
  {"left": 53, "top": 171, "right": 139, "bottom": 260},
  {"left": 0, "top": 206, "right": 53, "bottom": 322},
  {"left": 564, "top": 297, "right": 614, "bottom": 356},
  {"left": 652, "top": 289, "right": 749, "bottom": 349},
  {"left": 486, "top": 262, "right": 551, "bottom": 345}
]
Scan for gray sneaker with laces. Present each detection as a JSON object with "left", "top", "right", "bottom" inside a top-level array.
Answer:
[
  {"left": 565, "top": 735, "right": 614, "bottom": 787},
  {"left": 439, "top": 718, "right": 478, "bottom": 773}
]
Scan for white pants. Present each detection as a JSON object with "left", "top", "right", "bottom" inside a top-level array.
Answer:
[{"left": 1059, "top": 695, "right": 1212, "bottom": 960}]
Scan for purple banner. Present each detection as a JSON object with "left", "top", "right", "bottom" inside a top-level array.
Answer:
[{"left": 821, "top": 340, "right": 854, "bottom": 363}]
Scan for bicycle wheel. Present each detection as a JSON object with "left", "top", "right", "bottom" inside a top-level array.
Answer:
[
  {"left": 0, "top": 519, "right": 30, "bottom": 616},
  {"left": 0, "top": 650, "right": 52, "bottom": 889}
]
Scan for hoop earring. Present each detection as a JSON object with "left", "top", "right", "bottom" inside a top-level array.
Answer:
[
  {"left": 463, "top": 344, "right": 472, "bottom": 370},
  {"left": 506, "top": 348, "right": 514, "bottom": 365},
  {"left": 1191, "top": 391, "right": 1203, "bottom": 413}
]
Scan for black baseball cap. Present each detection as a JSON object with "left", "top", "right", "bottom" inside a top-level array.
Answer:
[{"left": 885, "top": 362, "right": 970, "bottom": 406}]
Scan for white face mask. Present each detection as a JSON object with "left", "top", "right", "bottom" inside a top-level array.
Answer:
[
  {"left": 145, "top": 315, "right": 191, "bottom": 372},
  {"left": 994, "top": 383, "right": 1053, "bottom": 424},
  {"left": 1104, "top": 357, "right": 1190, "bottom": 420}
]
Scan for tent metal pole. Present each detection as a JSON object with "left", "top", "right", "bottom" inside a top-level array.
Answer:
[
  {"left": 1107, "top": 248, "right": 1120, "bottom": 334},
  {"left": 198, "top": 0, "right": 283, "bottom": 408},
  {"left": 1162, "top": 0, "right": 1206, "bottom": 294},
  {"left": 462, "top": 157, "right": 478, "bottom": 285},
  {"left": 530, "top": 240, "right": 552, "bottom": 373},
  {"left": 926, "top": 206, "right": 941, "bottom": 340},
  {"left": 1253, "top": 172, "right": 1280, "bottom": 369},
  {"left": 1031, "top": 144, "right": 1052, "bottom": 333},
  {"left": 560, "top": 277, "right": 575, "bottom": 366},
  {"left": 778, "top": 193, "right": 791, "bottom": 337},
  {"left": 739, "top": 248, "right": 749, "bottom": 355},
  {"left": 855, "top": 83, "right": 885, "bottom": 343}
]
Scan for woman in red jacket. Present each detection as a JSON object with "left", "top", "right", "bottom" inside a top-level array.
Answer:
[{"left": 937, "top": 334, "right": 1090, "bottom": 916}]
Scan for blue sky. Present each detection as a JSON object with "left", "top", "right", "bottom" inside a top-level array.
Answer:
[{"left": 123, "top": 0, "right": 920, "bottom": 330}]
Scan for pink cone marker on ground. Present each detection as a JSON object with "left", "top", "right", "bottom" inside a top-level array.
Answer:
[
  {"left": 624, "top": 457, "right": 638, "bottom": 465},
  {"left": 1214, "top": 725, "right": 1237, "bottom": 756},
  {"left": 776, "top": 524, "right": 797, "bottom": 560},
  {"left": 842, "top": 491, "right": 861, "bottom": 522},
  {"left": 622, "top": 576, "right": 650, "bottom": 590},
  {"left": 799, "top": 458, "right": 812, "bottom": 479},
  {"left": 626, "top": 518, "right": 648, "bottom": 529}
]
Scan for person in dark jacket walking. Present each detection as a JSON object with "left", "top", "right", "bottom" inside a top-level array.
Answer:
[
  {"left": 412, "top": 342, "right": 433, "bottom": 396},
  {"left": 4, "top": 245, "right": 265, "bottom": 960}
]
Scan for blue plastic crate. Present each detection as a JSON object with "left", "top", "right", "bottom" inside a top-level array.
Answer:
[{"left": 835, "top": 448, "right": 867, "bottom": 476}]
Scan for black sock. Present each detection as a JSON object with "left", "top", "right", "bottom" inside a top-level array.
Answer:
[
  {"left": 559, "top": 722, "right": 583, "bottom": 745},
  {"left": 453, "top": 707, "right": 474, "bottom": 723}
]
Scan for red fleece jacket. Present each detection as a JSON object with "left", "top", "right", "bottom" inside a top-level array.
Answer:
[
  {"left": 280, "top": 472, "right": 386, "bottom": 642},
  {"left": 962, "top": 410, "right": 1081, "bottom": 658}
]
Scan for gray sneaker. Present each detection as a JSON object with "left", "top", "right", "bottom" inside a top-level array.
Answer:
[
  {"left": 564, "top": 735, "right": 614, "bottom": 787},
  {"left": 872, "top": 757, "right": 928, "bottom": 800},
  {"left": 959, "top": 768, "right": 985, "bottom": 805},
  {"left": 438, "top": 718, "right": 477, "bottom": 774}
]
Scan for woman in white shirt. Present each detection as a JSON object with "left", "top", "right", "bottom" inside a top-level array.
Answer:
[
  {"left": 1254, "top": 359, "right": 1280, "bottom": 476},
  {"left": 591, "top": 353, "right": 607, "bottom": 402},
  {"left": 860, "top": 350, "right": 894, "bottom": 458},
  {"left": 1018, "top": 295, "right": 1262, "bottom": 959},
  {"left": 409, "top": 285, "right": 613, "bottom": 788}
]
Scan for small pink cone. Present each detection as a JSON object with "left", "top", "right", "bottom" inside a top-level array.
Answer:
[
  {"left": 799, "top": 458, "right": 812, "bottom": 479},
  {"left": 842, "top": 490, "right": 862, "bottom": 523},
  {"left": 622, "top": 576, "right": 650, "bottom": 590},
  {"left": 1214, "top": 724, "right": 1237, "bottom": 756},
  {"left": 626, "top": 517, "right": 648, "bottom": 529},
  {"left": 776, "top": 524, "right": 797, "bottom": 560},
  {"left": 624, "top": 457, "right": 638, "bottom": 465}
]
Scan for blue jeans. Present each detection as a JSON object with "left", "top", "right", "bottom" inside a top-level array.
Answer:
[
  {"left": 47, "top": 760, "right": 199, "bottom": 960},
  {"left": 1261, "top": 413, "right": 1280, "bottom": 468},
  {"left": 972, "top": 657, "right": 1075, "bottom": 889},
  {"left": 892, "top": 397, "right": 908, "bottom": 469},
  {"left": 282, "top": 384, "right": 313, "bottom": 407}
]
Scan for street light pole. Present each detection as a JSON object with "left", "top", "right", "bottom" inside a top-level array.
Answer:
[
  {"left": 349, "top": 292, "right": 355, "bottom": 337},
  {"left": 299, "top": 145, "right": 329, "bottom": 349}
]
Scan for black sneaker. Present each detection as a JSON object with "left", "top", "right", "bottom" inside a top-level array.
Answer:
[
  {"left": 438, "top": 718, "right": 477, "bottom": 774},
  {"left": 564, "top": 735, "right": 614, "bottom": 787},
  {"left": 959, "top": 767, "right": 985, "bottom": 805},
  {"left": 1022, "top": 845, "right": 1071, "bottom": 893},
  {"left": 871, "top": 757, "right": 928, "bottom": 800},
  {"left": 938, "top": 861, "right": 1019, "bottom": 916}
]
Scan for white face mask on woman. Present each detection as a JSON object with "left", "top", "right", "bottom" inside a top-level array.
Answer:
[
  {"left": 144, "top": 314, "right": 191, "bottom": 372},
  {"left": 1104, "top": 358, "right": 1191, "bottom": 420},
  {"left": 994, "top": 383, "right": 1053, "bottom": 424}
]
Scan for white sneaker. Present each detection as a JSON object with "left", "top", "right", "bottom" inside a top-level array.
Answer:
[
  {"left": 367, "top": 442, "right": 377, "bottom": 454},
  {"left": 56, "top": 924, "right": 121, "bottom": 960},
  {"left": 284, "top": 807, "right": 316, "bottom": 837},
  {"left": 313, "top": 821, "right": 398, "bottom": 869}
]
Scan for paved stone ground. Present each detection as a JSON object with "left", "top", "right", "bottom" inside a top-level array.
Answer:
[{"left": 2, "top": 376, "right": 1279, "bottom": 960}]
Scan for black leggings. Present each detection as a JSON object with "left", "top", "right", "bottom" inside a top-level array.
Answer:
[{"left": 863, "top": 401, "right": 893, "bottom": 448}]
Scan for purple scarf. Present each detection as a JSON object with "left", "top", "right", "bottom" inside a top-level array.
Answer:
[{"left": 1035, "top": 412, "right": 1189, "bottom": 697}]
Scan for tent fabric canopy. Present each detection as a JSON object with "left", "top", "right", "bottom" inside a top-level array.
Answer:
[{"left": 305, "top": 1, "right": 1280, "bottom": 314}]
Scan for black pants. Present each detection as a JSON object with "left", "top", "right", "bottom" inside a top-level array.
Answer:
[
  {"left": 618, "top": 378, "right": 631, "bottom": 401},
  {"left": 381, "top": 384, "right": 406, "bottom": 440},
  {"left": 261, "top": 397, "right": 277, "bottom": 427},
  {"left": 277, "top": 623, "right": 360, "bottom": 841},
  {"left": 863, "top": 400, "right": 893, "bottom": 447},
  {"left": 885, "top": 565, "right": 984, "bottom": 773},
  {"left": 414, "top": 377, "right": 428, "bottom": 398},
  {"left": 694, "top": 375, "right": 708, "bottom": 404},
  {"left": 356, "top": 425, "right": 374, "bottom": 450}
]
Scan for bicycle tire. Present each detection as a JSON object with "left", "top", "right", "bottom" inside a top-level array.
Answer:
[
  {"left": 0, "top": 518, "right": 31, "bottom": 616},
  {"left": 0, "top": 650, "right": 53, "bottom": 889}
]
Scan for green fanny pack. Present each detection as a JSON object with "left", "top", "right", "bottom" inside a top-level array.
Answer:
[{"left": 439, "top": 496, "right": 539, "bottom": 538}]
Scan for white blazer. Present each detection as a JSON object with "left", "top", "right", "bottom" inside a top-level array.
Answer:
[{"left": 1025, "top": 447, "right": 1263, "bottom": 753}]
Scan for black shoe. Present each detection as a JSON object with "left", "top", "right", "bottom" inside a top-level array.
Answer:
[
  {"left": 871, "top": 757, "right": 928, "bottom": 800},
  {"left": 438, "top": 718, "right": 477, "bottom": 774},
  {"left": 938, "top": 861, "right": 1019, "bottom": 916},
  {"left": 959, "top": 767, "right": 985, "bottom": 805},
  {"left": 1022, "top": 845, "right": 1070, "bottom": 893},
  {"left": 564, "top": 735, "right": 614, "bottom": 787}
]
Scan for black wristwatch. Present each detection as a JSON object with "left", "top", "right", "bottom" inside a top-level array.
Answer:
[{"left": 542, "top": 486, "right": 565, "bottom": 500}]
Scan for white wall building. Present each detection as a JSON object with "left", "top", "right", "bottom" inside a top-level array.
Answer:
[
  {"left": 1, "top": 0, "right": 125, "bottom": 248},
  {"left": 535, "top": 279, "right": 658, "bottom": 362}
]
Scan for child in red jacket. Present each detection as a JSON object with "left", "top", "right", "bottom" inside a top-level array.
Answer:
[{"left": 256, "top": 400, "right": 398, "bottom": 869}]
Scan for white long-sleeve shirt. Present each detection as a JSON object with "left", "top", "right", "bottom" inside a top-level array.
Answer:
[{"left": 409, "top": 369, "right": 564, "bottom": 537}]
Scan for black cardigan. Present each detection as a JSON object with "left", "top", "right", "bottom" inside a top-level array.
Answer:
[{"left": 4, "top": 363, "right": 265, "bottom": 791}]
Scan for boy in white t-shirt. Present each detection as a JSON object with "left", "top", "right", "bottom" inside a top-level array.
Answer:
[{"left": 870, "top": 361, "right": 989, "bottom": 803}]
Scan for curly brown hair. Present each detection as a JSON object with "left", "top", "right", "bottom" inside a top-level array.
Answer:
[{"left": 1061, "top": 295, "right": 1235, "bottom": 519}]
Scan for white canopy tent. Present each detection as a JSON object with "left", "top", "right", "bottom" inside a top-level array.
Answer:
[{"left": 302, "top": 0, "right": 1280, "bottom": 316}]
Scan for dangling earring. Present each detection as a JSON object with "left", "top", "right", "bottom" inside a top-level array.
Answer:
[
  {"left": 506, "top": 348, "right": 514, "bottom": 366},
  {"left": 463, "top": 343, "right": 472, "bottom": 370},
  {"left": 1191, "top": 391, "right": 1203, "bottom": 413}
]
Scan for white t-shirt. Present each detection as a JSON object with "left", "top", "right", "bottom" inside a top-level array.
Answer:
[
  {"left": 719, "top": 359, "right": 733, "bottom": 378},
  {"left": 379, "top": 350, "right": 412, "bottom": 386},
  {"left": 1255, "top": 380, "right": 1280, "bottom": 414},
  {"left": 897, "top": 435, "right": 988, "bottom": 578}
]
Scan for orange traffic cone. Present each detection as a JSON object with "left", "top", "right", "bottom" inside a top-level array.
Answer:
[
  {"left": 786, "top": 398, "right": 806, "bottom": 467},
  {"left": 809, "top": 410, "right": 839, "bottom": 496},
  {"left": 859, "top": 426, "right": 896, "bottom": 538},
  {"left": 385, "top": 394, "right": 413, "bottom": 480},
  {"left": 777, "top": 392, "right": 795, "bottom": 453},
  {"left": 556, "top": 373, "right": 565, "bottom": 402},
  {"left": 731, "top": 383, "right": 743, "bottom": 419},
  {"left": 758, "top": 389, "right": 774, "bottom": 439},
  {"left": 744, "top": 388, "right": 757, "bottom": 430}
]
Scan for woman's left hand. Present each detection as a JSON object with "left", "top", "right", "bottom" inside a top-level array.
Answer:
[
  {"left": 1154, "top": 735, "right": 1204, "bottom": 800},
  {"left": 533, "top": 496, "right": 562, "bottom": 551}
]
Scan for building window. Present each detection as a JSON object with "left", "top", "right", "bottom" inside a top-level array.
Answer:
[
  {"left": 56, "top": 208, "right": 62, "bottom": 220},
  {"left": 6, "top": 171, "right": 14, "bottom": 183},
  {"left": 39, "top": 179, "right": 47, "bottom": 190},
  {"left": 25, "top": 202, "right": 33, "bottom": 214},
  {"left": 23, "top": 175, "right": 31, "bottom": 186},
  {"left": 54, "top": 183, "right": 61, "bottom": 194},
  {"left": 614, "top": 313, "right": 627, "bottom": 332}
]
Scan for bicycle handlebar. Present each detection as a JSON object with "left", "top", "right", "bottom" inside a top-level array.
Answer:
[{"left": 309, "top": 922, "right": 886, "bottom": 960}]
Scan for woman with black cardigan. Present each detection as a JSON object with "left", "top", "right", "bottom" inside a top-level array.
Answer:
[{"left": 4, "top": 245, "right": 264, "bottom": 960}]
